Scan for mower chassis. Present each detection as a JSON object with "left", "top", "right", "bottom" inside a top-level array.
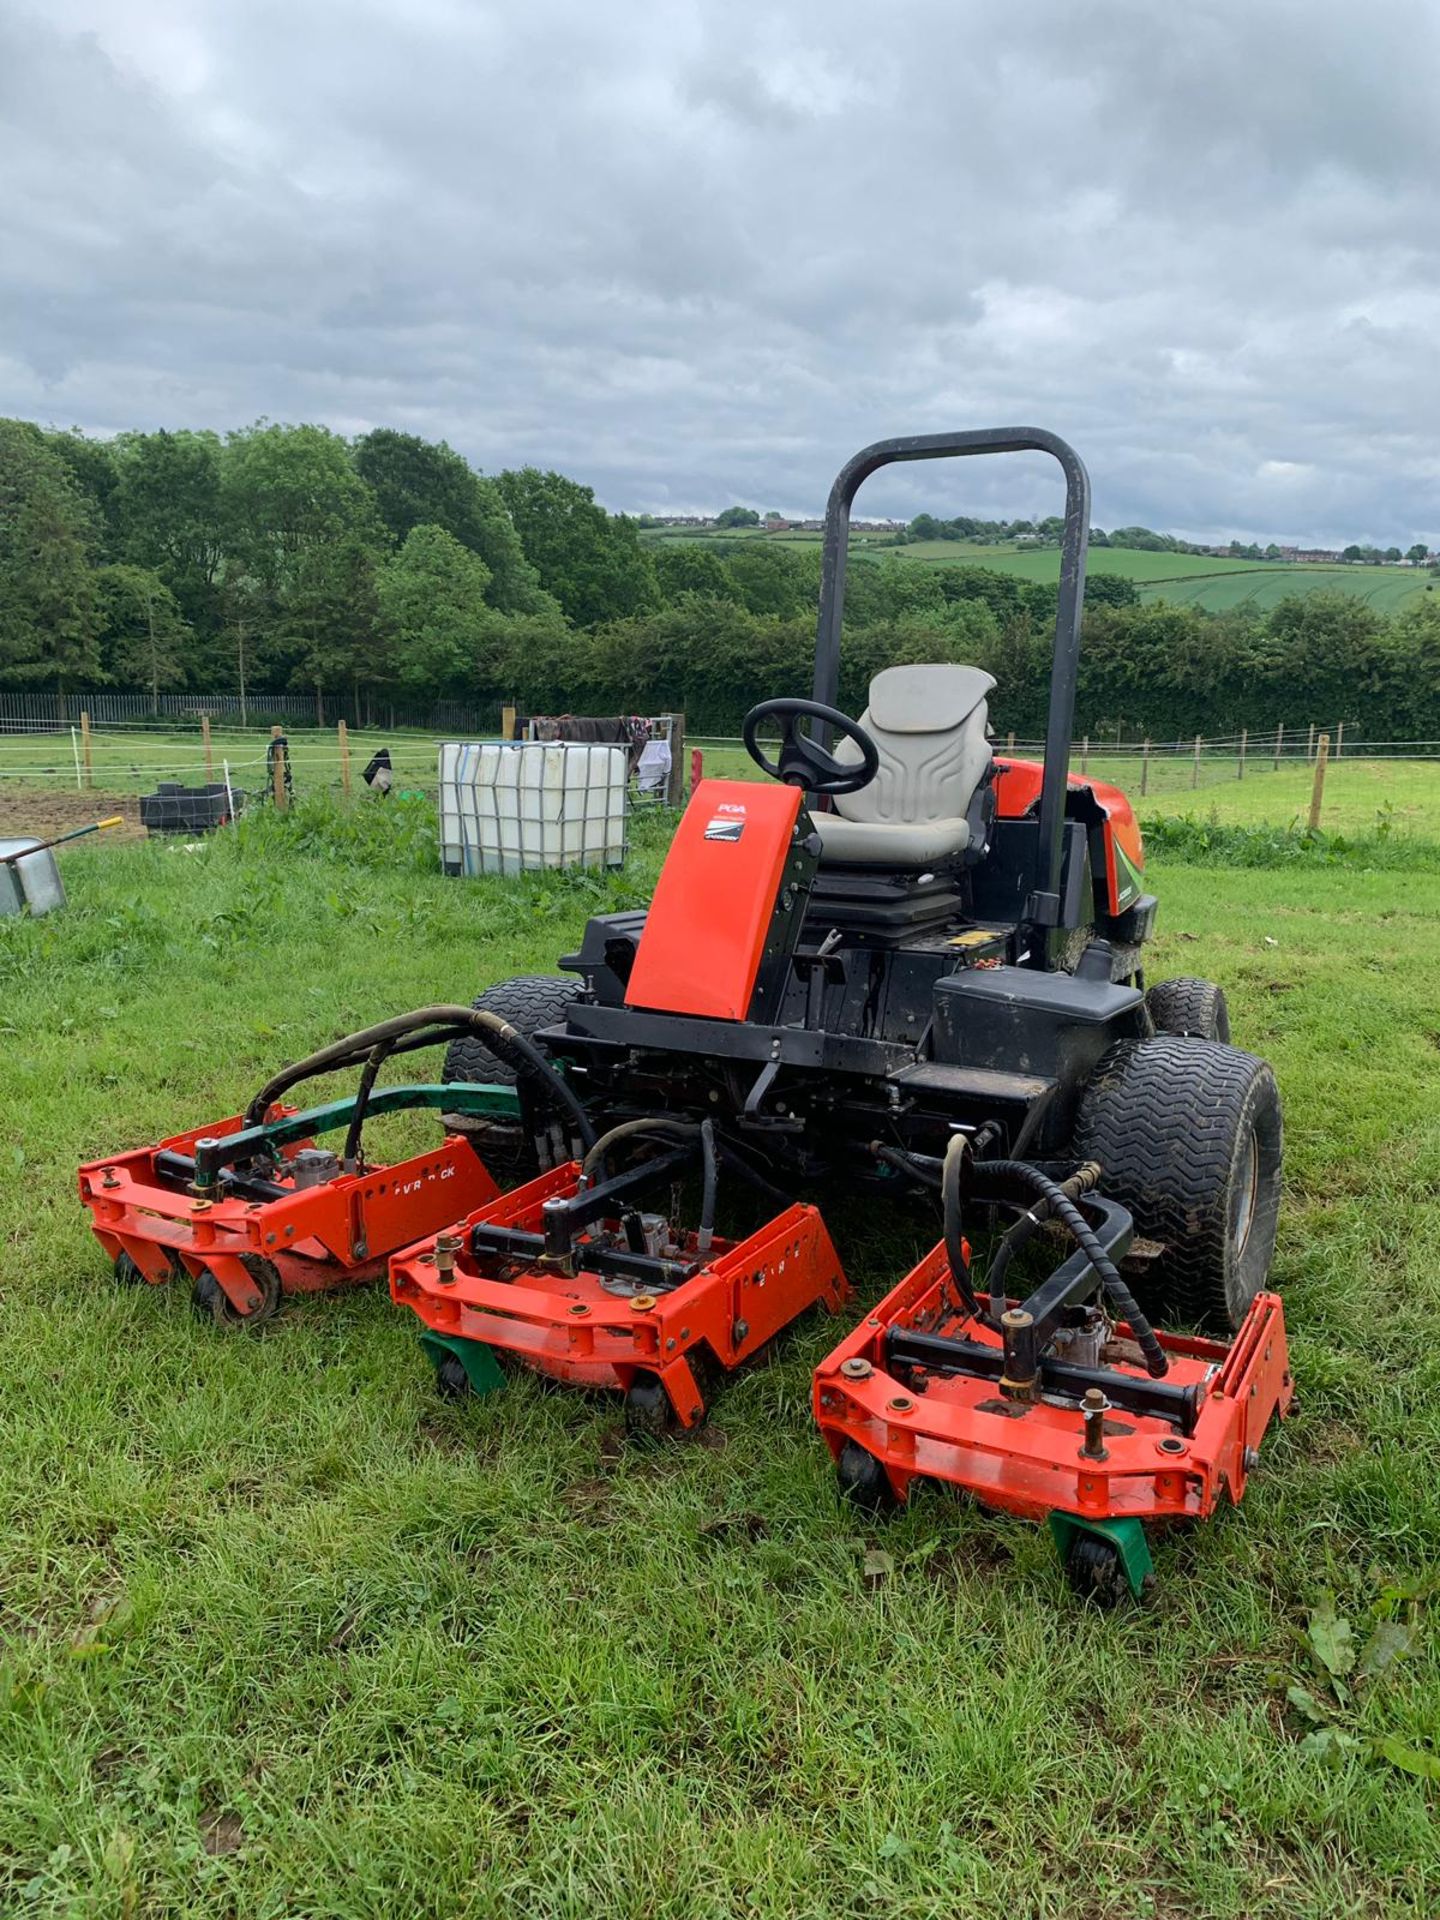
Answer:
[
  {"left": 814, "top": 1240, "right": 1292, "bottom": 1599},
  {"left": 391, "top": 1161, "right": 850, "bottom": 1427},
  {"left": 79, "top": 1083, "right": 515, "bottom": 1323}
]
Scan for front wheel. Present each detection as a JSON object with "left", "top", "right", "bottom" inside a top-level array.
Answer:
[
  {"left": 1075, "top": 1036, "right": 1283, "bottom": 1331},
  {"left": 1145, "top": 976, "right": 1230, "bottom": 1042}
]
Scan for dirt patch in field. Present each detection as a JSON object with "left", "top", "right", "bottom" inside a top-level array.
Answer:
[{"left": 0, "top": 789, "right": 147, "bottom": 843}]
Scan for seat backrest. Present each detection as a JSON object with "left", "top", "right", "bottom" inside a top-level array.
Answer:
[{"left": 833, "top": 663, "right": 996, "bottom": 825}]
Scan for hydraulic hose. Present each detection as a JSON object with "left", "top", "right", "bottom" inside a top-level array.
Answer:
[
  {"left": 983, "top": 1161, "right": 1101, "bottom": 1309},
  {"left": 941, "top": 1135, "right": 986, "bottom": 1323},
  {"left": 968, "top": 1159, "right": 1169, "bottom": 1379},
  {"left": 697, "top": 1119, "right": 718, "bottom": 1253},
  {"left": 870, "top": 1141, "right": 943, "bottom": 1190},
  {"left": 245, "top": 1004, "right": 595, "bottom": 1150},
  {"left": 580, "top": 1117, "right": 700, "bottom": 1182},
  {"left": 342, "top": 1037, "right": 395, "bottom": 1169}
]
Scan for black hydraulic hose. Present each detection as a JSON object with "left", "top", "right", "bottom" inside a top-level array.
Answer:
[
  {"left": 245, "top": 1005, "right": 595, "bottom": 1151},
  {"left": 942, "top": 1135, "right": 987, "bottom": 1324},
  {"left": 697, "top": 1119, "right": 718, "bottom": 1252},
  {"left": 342, "top": 1038, "right": 395, "bottom": 1170},
  {"left": 580, "top": 1117, "right": 700, "bottom": 1183},
  {"left": 983, "top": 1161, "right": 1101, "bottom": 1309},
  {"left": 871, "top": 1141, "right": 943, "bottom": 1190},
  {"left": 970, "top": 1160, "right": 1168, "bottom": 1379}
]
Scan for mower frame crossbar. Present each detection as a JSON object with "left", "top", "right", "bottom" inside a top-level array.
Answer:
[
  {"left": 189, "top": 1082, "right": 519, "bottom": 1189},
  {"left": 883, "top": 1328, "right": 1205, "bottom": 1432}
]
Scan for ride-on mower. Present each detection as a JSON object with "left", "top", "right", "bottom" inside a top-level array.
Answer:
[
  {"left": 434, "top": 428, "right": 1290, "bottom": 1598},
  {"left": 78, "top": 1005, "right": 591, "bottom": 1328}
]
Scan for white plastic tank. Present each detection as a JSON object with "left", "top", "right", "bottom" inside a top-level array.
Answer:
[{"left": 438, "top": 741, "right": 627, "bottom": 877}]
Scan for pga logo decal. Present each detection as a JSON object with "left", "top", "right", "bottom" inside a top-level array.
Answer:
[{"left": 704, "top": 801, "right": 746, "bottom": 844}]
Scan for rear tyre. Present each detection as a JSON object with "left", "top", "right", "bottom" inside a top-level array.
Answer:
[
  {"left": 1075, "top": 1037, "right": 1283, "bottom": 1331},
  {"left": 624, "top": 1371, "right": 678, "bottom": 1439},
  {"left": 113, "top": 1252, "right": 145, "bottom": 1286},
  {"left": 1145, "top": 976, "right": 1230, "bottom": 1043},
  {"left": 836, "top": 1440, "right": 898, "bottom": 1517},
  {"left": 442, "top": 975, "right": 582, "bottom": 1184},
  {"left": 190, "top": 1255, "right": 283, "bottom": 1332},
  {"left": 434, "top": 1353, "right": 472, "bottom": 1401},
  {"left": 1065, "top": 1533, "right": 1130, "bottom": 1609}
]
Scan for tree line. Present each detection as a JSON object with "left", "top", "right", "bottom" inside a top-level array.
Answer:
[{"left": 2, "top": 414, "right": 1439, "bottom": 741}]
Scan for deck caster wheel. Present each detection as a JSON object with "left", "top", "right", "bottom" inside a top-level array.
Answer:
[
  {"left": 113, "top": 1252, "right": 145, "bottom": 1286},
  {"left": 434, "top": 1352, "right": 473, "bottom": 1400},
  {"left": 1064, "top": 1534, "right": 1132, "bottom": 1609},
  {"left": 836, "top": 1441, "right": 898, "bottom": 1516},
  {"left": 190, "top": 1255, "right": 283, "bottom": 1332},
  {"left": 624, "top": 1371, "right": 679, "bottom": 1439}
]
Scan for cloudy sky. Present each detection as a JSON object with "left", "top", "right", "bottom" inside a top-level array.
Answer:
[{"left": 2, "top": 0, "right": 1437, "bottom": 543}]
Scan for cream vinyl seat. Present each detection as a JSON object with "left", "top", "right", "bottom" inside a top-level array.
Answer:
[{"left": 810, "top": 663, "right": 997, "bottom": 866}]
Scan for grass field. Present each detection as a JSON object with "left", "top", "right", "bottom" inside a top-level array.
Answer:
[
  {"left": 2, "top": 780, "right": 1439, "bottom": 1915},
  {"left": 641, "top": 524, "right": 1436, "bottom": 615}
]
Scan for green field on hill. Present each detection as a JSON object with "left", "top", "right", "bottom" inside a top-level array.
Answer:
[{"left": 640, "top": 525, "right": 1434, "bottom": 615}]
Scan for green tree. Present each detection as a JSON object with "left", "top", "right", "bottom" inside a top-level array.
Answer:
[
  {"left": 0, "top": 418, "right": 103, "bottom": 693},
  {"left": 496, "top": 467, "right": 658, "bottom": 627},
  {"left": 1406, "top": 543, "right": 1429, "bottom": 564},
  {"left": 715, "top": 506, "right": 760, "bottom": 528},
  {"left": 652, "top": 543, "right": 741, "bottom": 603},
  {"left": 46, "top": 430, "right": 119, "bottom": 553},
  {"left": 377, "top": 523, "right": 494, "bottom": 695},
  {"left": 352, "top": 430, "right": 552, "bottom": 614},
  {"left": 95, "top": 564, "right": 192, "bottom": 704},
  {"left": 221, "top": 424, "right": 388, "bottom": 706},
  {"left": 111, "top": 429, "right": 225, "bottom": 636}
]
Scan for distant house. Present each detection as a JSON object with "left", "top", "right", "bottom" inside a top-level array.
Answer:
[
  {"left": 1294, "top": 549, "right": 1342, "bottom": 564},
  {"left": 764, "top": 516, "right": 791, "bottom": 532}
]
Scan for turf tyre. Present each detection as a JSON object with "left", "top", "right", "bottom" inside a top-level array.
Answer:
[
  {"left": 190, "top": 1254, "right": 283, "bottom": 1331},
  {"left": 441, "top": 975, "right": 582, "bottom": 1182},
  {"left": 836, "top": 1440, "right": 898, "bottom": 1517},
  {"left": 1145, "top": 976, "right": 1230, "bottom": 1042},
  {"left": 1074, "top": 1036, "right": 1282, "bottom": 1332}
]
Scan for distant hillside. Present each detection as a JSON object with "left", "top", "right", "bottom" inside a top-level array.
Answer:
[{"left": 637, "top": 524, "right": 1435, "bottom": 616}]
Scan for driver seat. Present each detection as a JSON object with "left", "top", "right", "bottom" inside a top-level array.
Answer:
[{"left": 811, "top": 663, "right": 997, "bottom": 867}]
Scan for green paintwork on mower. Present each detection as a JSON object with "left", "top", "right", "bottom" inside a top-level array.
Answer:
[
  {"left": 1047, "top": 1512, "right": 1155, "bottom": 1600},
  {"left": 419, "top": 1330, "right": 508, "bottom": 1397},
  {"left": 191, "top": 1082, "right": 520, "bottom": 1188}
]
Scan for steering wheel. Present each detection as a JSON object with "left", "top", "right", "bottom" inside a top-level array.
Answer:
[{"left": 741, "top": 698, "right": 880, "bottom": 797}]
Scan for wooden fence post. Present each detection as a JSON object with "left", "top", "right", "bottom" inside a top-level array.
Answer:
[
  {"left": 1238, "top": 727, "right": 1247, "bottom": 780},
  {"left": 1140, "top": 737, "right": 1151, "bottom": 797},
  {"left": 201, "top": 713, "right": 213, "bottom": 783},
  {"left": 501, "top": 704, "right": 516, "bottom": 742},
  {"left": 1306, "top": 722, "right": 1316, "bottom": 762},
  {"left": 666, "top": 712, "right": 686, "bottom": 807},
  {"left": 338, "top": 719, "right": 351, "bottom": 797},
  {"left": 1192, "top": 735, "right": 1203, "bottom": 789},
  {"left": 1006, "top": 731, "right": 1015, "bottom": 754},
  {"left": 1335, "top": 720, "right": 1344, "bottom": 759},
  {"left": 80, "top": 709, "right": 93, "bottom": 789},
  {"left": 1273, "top": 722, "right": 1284, "bottom": 771},
  {"left": 1308, "top": 733, "right": 1330, "bottom": 832},
  {"left": 271, "top": 725, "right": 288, "bottom": 811},
  {"left": 1081, "top": 735, "right": 1089, "bottom": 775}
]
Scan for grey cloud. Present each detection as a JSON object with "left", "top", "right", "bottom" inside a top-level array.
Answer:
[{"left": 2, "top": 0, "right": 1438, "bottom": 543}]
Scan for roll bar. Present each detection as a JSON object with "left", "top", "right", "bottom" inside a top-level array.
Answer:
[{"left": 812, "top": 427, "right": 1091, "bottom": 937}]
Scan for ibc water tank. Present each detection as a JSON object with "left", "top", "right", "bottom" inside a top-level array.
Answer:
[{"left": 438, "top": 741, "right": 627, "bottom": 876}]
